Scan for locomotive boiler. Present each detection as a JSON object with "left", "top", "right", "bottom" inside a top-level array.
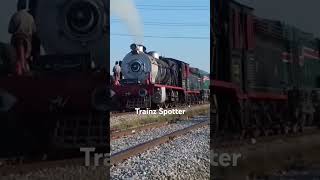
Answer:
[
  {"left": 0, "top": 0, "right": 109, "bottom": 157},
  {"left": 122, "top": 44, "right": 179, "bottom": 86},
  {"left": 112, "top": 44, "right": 210, "bottom": 109}
]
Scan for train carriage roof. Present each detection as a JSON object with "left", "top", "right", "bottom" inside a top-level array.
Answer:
[
  {"left": 160, "top": 57, "right": 189, "bottom": 66},
  {"left": 160, "top": 56, "right": 209, "bottom": 76},
  {"left": 254, "top": 17, "right": 285, "bottom": 40}
]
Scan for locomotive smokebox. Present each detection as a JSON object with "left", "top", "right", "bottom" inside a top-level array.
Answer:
[{"left": 34, "top": 0, "right": 108, "bottom": 68}]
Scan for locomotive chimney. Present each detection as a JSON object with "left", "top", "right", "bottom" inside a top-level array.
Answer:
[
  {"left": 130, "top": 43, "right": 139, "bottom": 54},
  {"left": 130, "top": 43, "right": 138, "bottom": 51},
  {"left": 130, "top": 43, "right": 146, "bottom": 53}
]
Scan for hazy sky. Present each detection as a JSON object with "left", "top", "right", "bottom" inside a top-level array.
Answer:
[{"left": 110, "top": 0, "right": 210, "bottom": 72}]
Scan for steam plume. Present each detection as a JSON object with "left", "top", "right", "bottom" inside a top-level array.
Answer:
[{"left": 110, "top": 0, "right": 144, "bottom": 43}]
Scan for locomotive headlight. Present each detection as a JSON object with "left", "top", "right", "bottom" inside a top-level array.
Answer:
[
  {"left": 131, "top": 62, "right": 142, "bottom": 72},
  {"left": 139, "top": 89, "right": 148, "bottom": 97},
  {"left": 65, "top": 0, "right": 100, "bottom": 35}
]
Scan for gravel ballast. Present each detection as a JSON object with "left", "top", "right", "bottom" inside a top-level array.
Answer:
[
  {"left": 1, "top": 166, "right": 109, "bottom": 180},
  {"left": 111, "top": 116, "right": 208, "bottom": 155},
  {"left": 111, "top": 125, "right": 210, "bottom": 179}
]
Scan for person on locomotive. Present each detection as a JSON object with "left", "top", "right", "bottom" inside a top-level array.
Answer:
[
  {"left": 113, "top": 61, "right": 121, "bottom": 85},
  {"left": 119, "top": 60, "right": 123, "bottom": 80},
  {"left": 8, "top": 0, "right": 36, "bottom": 75}
]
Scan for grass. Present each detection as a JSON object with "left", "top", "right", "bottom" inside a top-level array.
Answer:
[{"left": 112, "top": 105, "right": 209, "bottom": 132}]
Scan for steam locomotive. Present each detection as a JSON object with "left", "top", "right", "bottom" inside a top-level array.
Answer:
[
  {"left": 212, "top": 0, "right": 320, "bottom": 138},
  {"left": 112, "top": 44, "right": 210, "bottom": 110},
  {"left": 0, "top": 0, "right": 109, "bottom": 157}
]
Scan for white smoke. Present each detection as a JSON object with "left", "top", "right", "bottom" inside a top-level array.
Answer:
[{"left": 110, "top": 0, "right": 144, "bottom": 43}]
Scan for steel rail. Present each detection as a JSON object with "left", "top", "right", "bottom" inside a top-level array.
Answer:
[{"left": 110, "top": 120, "right": 210, "bottom": 165}]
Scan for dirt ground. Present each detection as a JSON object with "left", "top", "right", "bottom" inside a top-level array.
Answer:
[
  {"left": 110, "top": 104, "right": 209, "bottom": 129},
  {"left": 213, "top": 130, "right": 320, "bottom": 180}
]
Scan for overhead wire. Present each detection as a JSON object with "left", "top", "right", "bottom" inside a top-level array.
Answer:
[
  {"left": 111, "top": 33, "right": 209, "bottom": 39},
  {"left": 136, "top": 8, "right": 208, "bottom": 11},
  {"left": 111, "top": 22, "right": 208, "bottom": 27},
  {"left": 111, "top": 1, "right": 209, "bottom": 39},
  {"left": 136, "top": 5, "right": 208, "bottom": 7}
]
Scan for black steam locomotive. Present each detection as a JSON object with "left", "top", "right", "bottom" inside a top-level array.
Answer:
[{"left": 112, "top": 44, "right": 210, "bottom": 110}]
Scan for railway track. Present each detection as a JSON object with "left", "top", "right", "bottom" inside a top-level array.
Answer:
[
  {"left": 2, "top": 117, "right": 318, "bottom": 178},
  {"left": 0, "top": 120, "right": 319, "bottom": 176},
  {"left": 110, "top": 111, "right": 134, "bottom": 117},
  {"left": 0, "top": 122, "right": 168, "bottom": 176},
  {"left": 213, "top": 127, "right": 320, "bottom": 180},
  {"left": 111, "top": 121, "right": 169, "bottom": 140},
  {"left": 110, "top": 119, "right": 320, "bottom": 176},
  {"left": 110, "top": 120, "right": 210, "bottom": 179},
  {"left": 110, "top": 104, "right": 210, "bottom": 131},
  {"left": 111, "top": 119, "right": 209, "bottom": 165},
  {"left": 0, "top": 157, "right": 85, "bottom": 176},
  {"left": 110, "top": 103, "right": 209, "bottom": 117},
  {"left": 214, "top": 127, "right": 320, "bottom": 150},
  {"left": 0, "top": 118, "right": 209, "bottom": 177}
]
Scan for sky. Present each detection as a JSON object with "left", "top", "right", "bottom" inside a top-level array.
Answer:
[{"left": 110, "top": 0, "right": 210, "bottom": 72}]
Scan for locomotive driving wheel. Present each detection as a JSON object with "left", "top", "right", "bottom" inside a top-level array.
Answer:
[
  {"left": 242, "top": 101, "right": 266, "bottom": 139},
  {"left": 215, "top": 94, "right": 242, "bottom": 139},
  {"left": 262, "top": 102, "right": 273, "bottom": 136},
  {"left": 164, "top": 103, "right": 169, "bottom": 109},
  {"left": 212, "top": 94, "right": 219, "bottom": 138},
  {"left": 158, "top": 103, "right": 166, "bottom": 109}
]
